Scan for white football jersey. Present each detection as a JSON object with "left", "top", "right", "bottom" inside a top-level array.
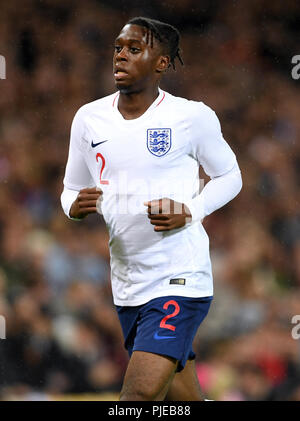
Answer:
[{"left": 63, "top": 89, "right": 238, "bottom": 306}]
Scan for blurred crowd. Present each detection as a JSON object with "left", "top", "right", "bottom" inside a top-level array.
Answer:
[{"left": 0, "top": 0, "right": 299, "bottom": 401}]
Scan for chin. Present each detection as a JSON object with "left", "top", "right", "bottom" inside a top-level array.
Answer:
[
  {"left": 116, "top": 86, "right": 130, "bottom": 93},
  {"left": 116, "top": 83, "right": 145, "bottom": 96},
  {"left": 115, "top": 79, "right": 141, "bottom": 94},
  {"left": 115, "top": 78, "right": 129, "bottom": 87},
  {"left": 116, "top": 85, "right": 135, "bottom": 94}
]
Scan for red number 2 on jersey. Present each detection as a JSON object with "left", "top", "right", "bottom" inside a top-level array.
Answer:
[
  {"left": 96, "top": 153, "right": 109, "bottom": 185},
  {"left": 159, "top": 300, "right": 180, "bottom": 331}
]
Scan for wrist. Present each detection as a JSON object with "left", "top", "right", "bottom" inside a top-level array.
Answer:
[
  {"left": 183, "top": 203, "right": 192, "bottom": 226},
  {"left": 183, "top": 196, "right": 205, "bottom": 224}
]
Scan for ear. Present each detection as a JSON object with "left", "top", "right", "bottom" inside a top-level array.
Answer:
[{"left": 156, "top": 55, "right": 170, "bottom": 73}]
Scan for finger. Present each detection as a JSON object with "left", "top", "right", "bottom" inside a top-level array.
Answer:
[
  {"left": 80, "top": 187, "right": 103, "bottom": 194},
  {"left": 144, "top": 200, "right": 160, "bottom": 206},
  {"left": 79, "top": 201, "right": 100, "bottom": 208},
  {"left": 147, "top": 203, "right": 163, "bottom": 214},
  {"left": 144, "top": 199, "right": 160, "bottom": 207},
  {"left": 154, "top": 225, "right": 170, "bottom": 232},
  {"left": 77, "top": 193, "right": 103, "bottom": 202},
  {"left": 80, "top": 187, "right": 98, "bottom": 193},
  {"left": 78, "top": 193, "right": 102, "bottom": 201},
  {"left": 79, "top": 207, "right": 98, "bottom": 215},
  {"left": 148, "top": 214, "right": 169, "bottom": 220},
  {"left": 149, "top": 219, "right": 170, "bottom": 226},
  {"left": 79, "top": 190, "right": 103, "bottom": 197},
  {"left": 153, "top": 199, "right": 172, "bottom": 214}
]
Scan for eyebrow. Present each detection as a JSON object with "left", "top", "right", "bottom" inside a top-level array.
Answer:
[{"left": 115, "top": 37, "right": 144, "bottom": 44}]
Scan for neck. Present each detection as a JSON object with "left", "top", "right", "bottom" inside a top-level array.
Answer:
[{"left": 117, "top": 85, "right": 160, "bottom": 120}]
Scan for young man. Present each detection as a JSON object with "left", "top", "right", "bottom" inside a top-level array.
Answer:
[{"left": 61, "top": 17, "right": 242, "bottom": 401}]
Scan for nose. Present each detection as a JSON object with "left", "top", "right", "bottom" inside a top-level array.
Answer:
[{"left": 116, "top": 47, "right": 128, "bottom": 61}]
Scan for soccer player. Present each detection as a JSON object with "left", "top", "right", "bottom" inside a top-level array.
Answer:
[{"left": 61, "top": 17, "right": 242, "bottom": 401}]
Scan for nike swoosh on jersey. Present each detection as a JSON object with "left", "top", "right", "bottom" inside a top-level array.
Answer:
[
  {"left": 91, "top": 140, "right": 109, "bottom": 148},
  {"left": 153, "top": 331, "right": 176, "bottom": 340}
]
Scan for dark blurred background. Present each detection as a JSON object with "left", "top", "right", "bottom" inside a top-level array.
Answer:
[{"left": 0, "top": 0, "right": 299, "bottom": 401}]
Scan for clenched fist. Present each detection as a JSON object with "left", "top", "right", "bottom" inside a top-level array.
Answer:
[
  {"left": 69, "top": 187, "right": 103, "bottom": 219},
  {"left": 144, "top": 197, "right": 192, "bottom": 232}
]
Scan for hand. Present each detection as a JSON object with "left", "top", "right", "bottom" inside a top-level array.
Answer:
[
  {"left": 69, "top": 187, "right": 103, "bottom": 219},
  {"left": 144, "top": 198, "right": 192, "bottom": 232}
]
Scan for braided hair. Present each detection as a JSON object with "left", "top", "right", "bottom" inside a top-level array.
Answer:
[{"left": 127, "top": 17, "right": 184, "bottom": 70}]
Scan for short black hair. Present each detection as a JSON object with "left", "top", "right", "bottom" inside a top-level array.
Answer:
[{"left": 127, "top": 17, "right": 184, "bottom": 70}]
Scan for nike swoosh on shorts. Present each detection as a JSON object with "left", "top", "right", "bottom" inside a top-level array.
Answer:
[{"left": 153, "top": 331, "right": 176, "bottom": 340}]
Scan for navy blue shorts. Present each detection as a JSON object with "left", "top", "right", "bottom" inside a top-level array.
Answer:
[{"left": 116, "top": 295, "right": 213, "bottom": 372}]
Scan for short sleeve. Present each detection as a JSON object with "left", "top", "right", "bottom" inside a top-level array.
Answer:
[{"left": 188, "top": 102, "right": 237, "bottom": 178}]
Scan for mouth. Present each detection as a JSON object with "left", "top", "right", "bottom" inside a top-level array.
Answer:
[{"left": 114, "top": 68, "right": 129, "bottom": 81}]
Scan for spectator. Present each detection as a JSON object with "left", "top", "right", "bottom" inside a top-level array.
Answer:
[{"left": 0, "top": 0, "right": 299, "bottom": 400}]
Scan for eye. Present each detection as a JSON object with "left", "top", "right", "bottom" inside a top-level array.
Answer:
[
  {"left": 114, "top": 45, "right": 122, "bottom": 53},
  {"left": 130, "top": 47, "right": 140, "bottom": 53}
]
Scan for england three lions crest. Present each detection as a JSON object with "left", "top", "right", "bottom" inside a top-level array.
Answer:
[{"left": 147, "top": 128, "right": 172, "bottom": 157}]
